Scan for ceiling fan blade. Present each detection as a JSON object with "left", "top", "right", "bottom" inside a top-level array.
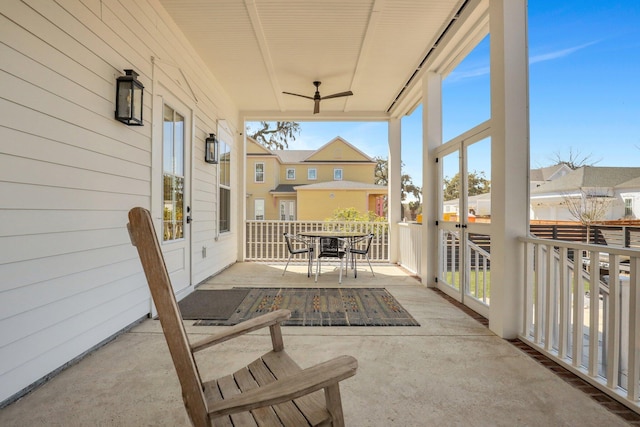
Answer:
[
  {"left": 322, "top": 91, "right": 354, "bottom": 100},
  {"left": 283, "top": 91, "right": 314, "bottom": 100},
  {"left": 313, "top": 99, "right": 320, "bottom": 114}
]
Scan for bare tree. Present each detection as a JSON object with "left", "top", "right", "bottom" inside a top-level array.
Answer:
[
  {"left": 549, "top": 147, "right": 600, "bottom": 170},
  {"left": 562, "top": 188, "right": 614, "bottom": 243}
]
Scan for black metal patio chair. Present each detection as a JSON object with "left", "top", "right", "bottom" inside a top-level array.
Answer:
[
  {"left": 348, "top": 233, "right": 375, "bottom": 278},
  {"left": 315, "top": 237, "right": 348, "bottom": 284},
  {"left": 283, "top": 233, "right": 315, "bottom": 277}
]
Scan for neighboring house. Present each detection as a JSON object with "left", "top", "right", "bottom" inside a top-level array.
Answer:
[
  {"left": 618, "top": 176, "right": 640, "bottom": 219},
  {"left": 441, "top": 164, "right": 640, "bottom": 222},
  {"left": 246, "top": 136, "right": 387, "bottom": 220},
  {"left": 530, "top": 164, "right": 573, "bottom": 190},
  {"left": 530, "top": 166, "right": 640, "bottom": 221}
]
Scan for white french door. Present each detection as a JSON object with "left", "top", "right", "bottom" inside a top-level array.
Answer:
[
  {"left": 436, "top": 126, "right": 491, "bottom": 317},
  {"left": 280, "top": 200, "right": 296, "bottom": 220},
  {"left": 152, "top": 88, "right": 192, "bottom": 301}
]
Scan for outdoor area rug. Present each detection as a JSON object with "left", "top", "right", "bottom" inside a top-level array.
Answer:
[
  {"left": 179, "top": 289, "right": 251, "bottom": 320},
  {"left": 192, "top": 288, "right": 420, "bottom": 327}
]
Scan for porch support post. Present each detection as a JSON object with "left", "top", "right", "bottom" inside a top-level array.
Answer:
[
  {"left": 388, "top": 118, "right": 402, "bottom": 264},
  {"left": 489, "top": 0, "right": 529, "bottom": 339},
  {"left": 423, "top": 71, "right": 442, "bottom": 287},
  {"left": 239, "top": 116, "right": 248, "bottom": 261}
]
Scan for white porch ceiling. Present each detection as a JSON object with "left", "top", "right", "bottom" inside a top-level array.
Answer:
[{"left": 159, "top": 0, "right": 471, "bottom": 119}]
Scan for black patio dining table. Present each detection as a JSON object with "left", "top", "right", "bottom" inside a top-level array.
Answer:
[{"left": 298, "top": 230, "right": 368, "bottom": 281}]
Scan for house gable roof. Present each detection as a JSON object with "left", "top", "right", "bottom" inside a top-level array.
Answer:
[
  {"left": 276, "top": 150, "right": 316, "bottom": 163},
  {"left": 616, "top": 176, "right": 640, "bottom": 190},
  {"left": 530, "top": 164, "right": 572, "bottom": 182},
  {"left": 303, "top": 137, "right": 375, "bottom": 163},
  {"left": 247, "top": 135, "right": 377, "bottom": 165},
  {"left": 531, "top": 166, "right": 640, "bottom": 194},
  {"left": 246, "top": 137, "right": 275, "bottom": 156}
]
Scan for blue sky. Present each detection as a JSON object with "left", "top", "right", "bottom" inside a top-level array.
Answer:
[{"left": 248, "top": 0, "right": 640, "bottom": 185}]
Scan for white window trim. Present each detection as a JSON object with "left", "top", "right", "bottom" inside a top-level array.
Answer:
[
  {"left": 254, "top": 162, "right": 265, "bottom": 183},
  {"left": 334, "top": 168, "right": 343, "bottom": 180},
  {"left": 218, "top": 140, "right": 231, "bottom": 234},
  {"left": 254, "top": 198, "right": 265, "bottom": 220},
  {"left": 308, "top": 167, "right": 317, "bottom": 180},
  {"left": 286, "top": 168, "right": 296, "bottom": 180}
]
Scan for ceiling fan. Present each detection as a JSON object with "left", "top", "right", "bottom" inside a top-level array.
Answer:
[{"left": 283, "top": 81, "right": 353, "bottom": 114}]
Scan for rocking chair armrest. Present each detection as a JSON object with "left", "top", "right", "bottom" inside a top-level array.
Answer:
[
  {"left": 207, "top": 355, "right": 358, "bottom": 418},
  {"left": 191, "top": 309, "right": 291, "bottom": 352}
]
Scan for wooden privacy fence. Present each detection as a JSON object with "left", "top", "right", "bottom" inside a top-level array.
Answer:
[
  {"left": 530, "top": 224, "right": 640, "bottom": 249},
  {"left": 246, "top": 220, "right": 389, "bottom": 262}
]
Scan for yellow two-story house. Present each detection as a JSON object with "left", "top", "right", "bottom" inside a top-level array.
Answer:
[{"left": 246, "top": 136, "right": 387, "bottom": 221}]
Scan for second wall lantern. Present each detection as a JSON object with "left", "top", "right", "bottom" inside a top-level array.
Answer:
[
  {"left": 115, "top": 69, "right": 144, "bottom": 126},
  {"left": 205, "top": 133, "right": 219, "bottom": 164}
]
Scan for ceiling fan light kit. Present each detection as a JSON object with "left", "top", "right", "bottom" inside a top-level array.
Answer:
[{"left": 283, "top": 81, "right": 353, "bottom": 114}]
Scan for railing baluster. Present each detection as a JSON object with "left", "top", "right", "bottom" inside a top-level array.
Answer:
[
  {"left": 523, "top": 242, "right": 534, "bottom": 338},
  {"left": 628, "top": 257, "right": 640, "bottom": 401},
  {"left": 558, "top": 246, "right": 569, "bottom": 359},
  {"left": 534, "top": 244, "right": 544, "bottom": 345},
  {"left": 545, "top": 243, "right": 555, "bottom": 351},
  {"left": 572, "top": 249, "right": 584, "bottom": 368},
  {"left": 589, "top": 249, "right": 601, "bottom": 376},
  {"left": 607, "top": 254, "right": 620, "bottom": 389}
]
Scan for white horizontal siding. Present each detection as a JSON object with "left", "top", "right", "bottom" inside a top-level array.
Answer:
[{"left": 0, "top": 0, "right": 240, "bottom": 403}]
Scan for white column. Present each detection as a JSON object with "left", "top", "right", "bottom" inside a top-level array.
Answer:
[
  {"left": 489, "top": 0, "right": 529, "bottom": 338},
  {"left": 423, "top": 71, "right": 442, "bottom": 287},
  {"left": 238, "top": 116, "right": 247, "bottom": 261},
  {"left": 388, "top": 118, "right": 402, "bottom": 263}
]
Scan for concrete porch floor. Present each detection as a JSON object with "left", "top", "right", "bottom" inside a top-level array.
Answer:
[{"left": 0, "top": 262, "right": 634, "bottom": 426}]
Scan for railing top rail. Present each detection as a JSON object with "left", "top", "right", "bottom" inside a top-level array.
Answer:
[{"left": 521, "top": 235, "right": 640, "bottom": 257}]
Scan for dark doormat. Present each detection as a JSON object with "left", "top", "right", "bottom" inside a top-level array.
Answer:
[
  {"left": 194, "top": 288, "right": 420, "bottom": 327},
  {"left": 178, "top": 289, "right": 251, "bottom": 320}
]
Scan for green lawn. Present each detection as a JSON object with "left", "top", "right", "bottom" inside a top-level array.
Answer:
[{"left": 442, "top": 270, "right": 491, "bottom": 300}]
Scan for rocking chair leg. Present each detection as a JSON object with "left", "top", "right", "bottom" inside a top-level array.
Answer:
[{"left": 325, "top": 383, "right": 346, "bottom": 427}]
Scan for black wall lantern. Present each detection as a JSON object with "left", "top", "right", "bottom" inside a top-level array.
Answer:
[
  {"left": 205, "top": 133, "right": 219, "bottom": 164},
  {"left": 115, "top": 69, "right": 144, "bottom": 126}
]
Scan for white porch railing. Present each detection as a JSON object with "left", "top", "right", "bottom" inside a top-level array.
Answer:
[
  {"left": 245, "top": 220, "right": 389, "bottom": 262},
  {"left": 398, "top": 222, "right": 422, "bottom": 275},
  {"left": 521, "top": 236, "right": 640, "bottom": 412}
]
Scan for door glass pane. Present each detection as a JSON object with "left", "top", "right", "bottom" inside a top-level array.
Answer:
[
  {"left": 440, "top": 149, "right": 461, "bottom": 290},
  {"left": 288, "top": 201, "right": 295, "bottom": 220},
  {"left": 441, "top": 150, "right": 460, "bottom": 222},
  {"left": 163, "top": 105, "right": 185, "bottom": 241},
  {"left": 220, "top": 188, "right": 230, "bottom": 232},
  {"left": 466, "top": 137, "right": 491, "bottom": 223},
  {"left": 174, "top": 113, "right": 184, "bottom": 176}
]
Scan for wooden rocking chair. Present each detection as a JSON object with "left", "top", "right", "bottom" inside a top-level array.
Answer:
[{"left": 127, "top": 207, "right": 357, "bottom": 427}]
